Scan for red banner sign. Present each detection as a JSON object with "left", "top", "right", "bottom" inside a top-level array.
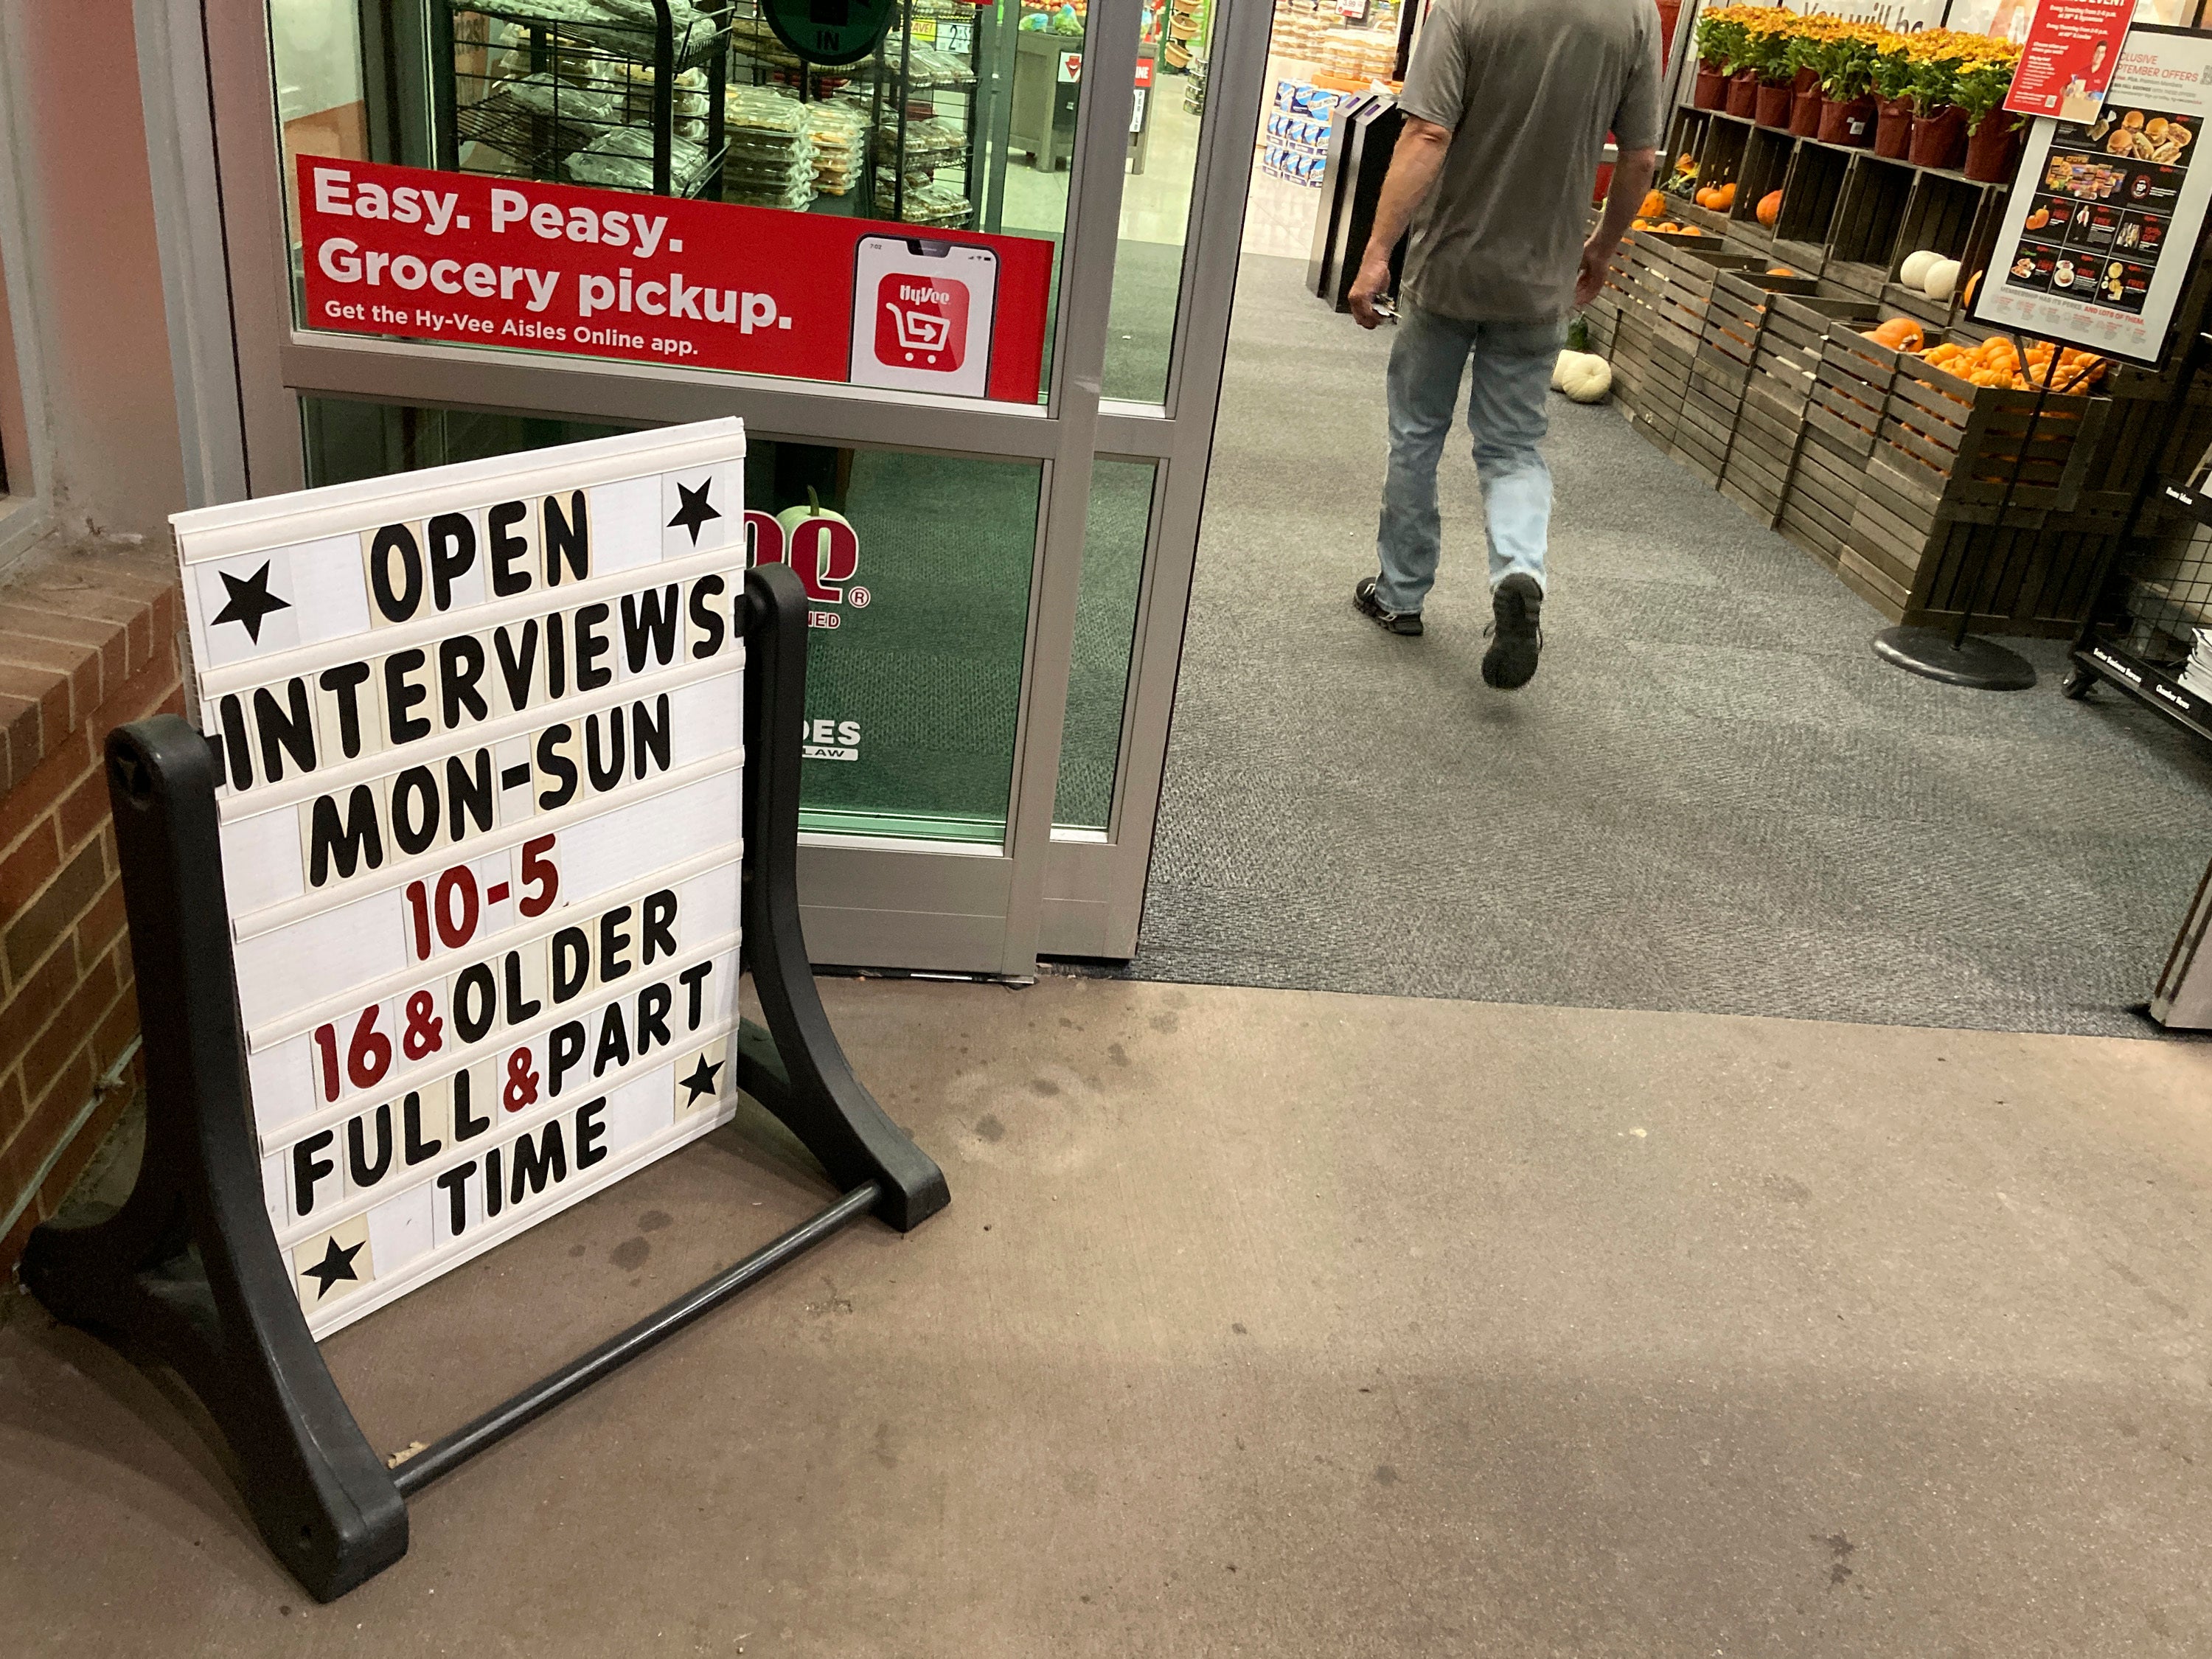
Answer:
[
  {"left": 297, "top": 157, "right": 1053, "bottom": 403},
  {"left": 2006, "top": 0, "right": 2134, "bottom": 122}
]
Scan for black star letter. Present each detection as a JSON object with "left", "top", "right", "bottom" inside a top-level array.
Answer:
[
  {"left": 212, "top": 560, "right": 291, "bottom": 643},
  {"left": 680, "top": 1052, "right": 724, "bottom": 1106},
  {"left": 667, "top": 477, "right": 721, "bottom": 546},
  {"left": 302, "top": 1235, "right": 364, "bottom": 1300}
]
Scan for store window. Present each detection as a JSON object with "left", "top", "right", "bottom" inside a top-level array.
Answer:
[
  {"left": 267, "top": 0, "right": 1103, "bottom": 403},
  {"left": 1054, "top": 458, "right": 1152, "bottom": 830},
  {"left": 301, "top": 396, "right": 1040, "bottom": 844},
  {"left": 1101, "top": 1, "right": 1206, "bottom": 403}
]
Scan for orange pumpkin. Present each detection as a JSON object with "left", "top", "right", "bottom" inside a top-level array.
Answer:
[
  {"left": 1715, "top": 182, "right": 1737, "bottom": 210},
  {"left": 1639, "top": 189, "right": 1665, "bottom": 220},
  {"left": 1757, "top": 189, "right": 1783, "bottom": 227},
  {"left": 1962, "top": 270, "right": 1983, "bottom": 309},
  {"left": 1768, "top": 265, "right": 1795, "bottom": 276},
  {"left": 1869, "top": 317, "right": 1925, "bottom": 352}
]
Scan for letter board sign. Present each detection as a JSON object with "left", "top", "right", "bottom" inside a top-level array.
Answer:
[{"left": 175, "top": 420, "right": 752, "bottom": 1338}]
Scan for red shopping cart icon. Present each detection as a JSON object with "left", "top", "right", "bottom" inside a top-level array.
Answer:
[{"left": 874, "top": 274, "right": 969, "bottom": 372}]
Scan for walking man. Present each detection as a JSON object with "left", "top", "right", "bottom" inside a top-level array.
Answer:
[{"left": 1349, "top": 0, "right": 1662, "bottom": 689}]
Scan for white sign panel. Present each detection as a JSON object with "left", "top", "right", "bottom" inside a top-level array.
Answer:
[
  {"left": 173, "top": 419, "right": 751, "bottom": 1338},
  {"left": 1973, "top": 24, "right": 2212, "bottom": 366}
]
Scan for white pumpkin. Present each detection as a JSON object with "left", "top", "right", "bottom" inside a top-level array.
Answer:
[
  {"left": 1552, "top": 349, "right": 1613, "bottom": 403},
  {"left": 1899, "top": 248, "right": 1944, "bottom": 291},
  {"left": 1922, "top": 258, "right": 1962, "bottom": 302}
]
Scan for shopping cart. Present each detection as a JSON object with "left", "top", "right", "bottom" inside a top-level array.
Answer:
[{"left": 884, "top": 299, "right": 954, "bottom": 365}]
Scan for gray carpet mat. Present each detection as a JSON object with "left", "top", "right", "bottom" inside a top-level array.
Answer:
[{"left": 1125, "top": 254, "right": 2212, "bottom": 1037}]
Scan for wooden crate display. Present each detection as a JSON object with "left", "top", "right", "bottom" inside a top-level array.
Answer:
[
  {"left": 1677, "top": 271, "right": 1820, "bottom": 487},
  {"left": 1779, "top": 420, "right": 1864, "bottom": 568},
  {"left": 1833, "top": 515, "right": 2125, "bottom": 635},
  {"left": 1723, "top": 295, "right": 1878, "bottom": 525},
  {"left": 1619, "top": 232, "right": 1761, "bottom": 448},
  {"left": 1804, "top": 321, "right": 1898, "bottom": 461},
  {"left": 1876, "top": 348, "right": 2111, "bottom": 518}
]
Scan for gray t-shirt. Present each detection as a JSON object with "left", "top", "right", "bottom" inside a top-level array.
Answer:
[{"left": 1397, "top": 0, "right": 1663, "bottom": 321}]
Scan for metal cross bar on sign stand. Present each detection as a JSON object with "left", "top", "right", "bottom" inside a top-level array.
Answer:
[{"left": 20, "top": 420, "right": 947, "bottom": 1601}]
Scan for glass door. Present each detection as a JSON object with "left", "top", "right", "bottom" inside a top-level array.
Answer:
[{"left": 166, "top": 0, "right": 1264, "bottom": 973}]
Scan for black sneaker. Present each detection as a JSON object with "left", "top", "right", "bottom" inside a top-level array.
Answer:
[
  {"left": 1481, "top": 574, "right": 1543, "bottom": 689},
  {"left": 1354, "top": 576, "right": 1423, "bottom": 636}
]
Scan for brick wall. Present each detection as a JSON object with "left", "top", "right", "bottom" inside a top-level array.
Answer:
[{"left": 0, "top": 538, "right": 184, "bottom": 1270}]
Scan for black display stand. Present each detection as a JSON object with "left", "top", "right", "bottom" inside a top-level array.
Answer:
[{"left": 19, "top": 563, "right": 948, "bottom": 1601}]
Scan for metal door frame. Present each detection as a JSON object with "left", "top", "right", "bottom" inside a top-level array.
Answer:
[{"left": 143, "top": 0, "right": 1259, "bottom": 975}]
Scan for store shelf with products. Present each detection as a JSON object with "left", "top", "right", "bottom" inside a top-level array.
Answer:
[{"left": 436, "top": 0, "right": 735, "bottom": 199}]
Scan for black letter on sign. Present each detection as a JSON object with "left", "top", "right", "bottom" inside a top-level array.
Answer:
[
  {"left": 448, "top": 749, "right": 495, "bottom": 842},
  {"left": 641, "top": 888, "right": 678, "bottom": 964},
  {"left": 549, "top": 1018, "right": 588, "bottom": 1097},
  {"left": 484, "top": 1147, "right": 504, "bottom": 1218},
  {"left": 622, "top": 584, "right": 681, "bottom": 673},
  {"left": 535, "top": 723, "right": 577, "bottom": 811},
  {"left": 347, "top": 1103, "right": 394, "bottom": 1190},
  {"left": 218, "top": 693, "right": 254, "bottom": 791},
  {"left": 404, "top": 1089, "right": 442, "bottom": 1165},
  {"left": 633, "top": 694, "right": 670, "bottom": 779},
  {"left": 573, "top": 602, "right": 613, "bottom": 692},
  {"left": 493, "top": 619, "right": 538, "bottom": 712},
  {"left": 293, "top": 1129, "right": 337, "bottom": 1217},
  {"left": 437, "top": 1161, "right": 474, "bottom": 1237},
  {"left": 552, "top": 926, "right": 591, "bottom": 1004},
  {"left": 254, "top": 678, "right": 318, "bottom": 782},
  {"left": 369, "top": 524, "right": 425, "bottom": 623},
  {"left": 599, "top": 904, "right": 633, "bottom": 984},
  {"left": 427, "top": 510, "right": 477, "bottom": 611},
  {"left": 308, "top": 786, "right": 385, "bottom": 886},
  {"left": 383, "top": 647, "right": 434, "bottom": 745},
  {"left": 687, "top": 573, "right": 726, "bottom": 660},
  {"left": 575, "top": 1097, "right": 609, "bottom": 1169},
  {"left": 453, "top": 1066, "right": 491, "bottom": 1141},
  {"left": 319, "top": 661, "right": 374, "bottom": 759},
  {"left": 453, "top": 961, "right": 498, "bottom": 1044},
  {"left": 679, "top": 959, "right": 713, "bottom": 1029},
  {"left": 439, "top": 634, "right": 489, "bottom": 728},
  {"left": 391, "top": 765, "right": 441, "bottom": 858},
  {"left": 504, "top": 950, "right": 542, "bottom": 1024},
  {"left": 509, "top": 1121, "right": 568, "bottom": 1203},
  {"left": 489, "top": 500, "right": 532, "bottom": 596},
  {"left": 543, "top": 490, "right": 589, "bottom": 586},
  {"left": 585, "top": 707, "right": 625, "bottom": 793},
  {"left": 636, "top": 980, "right": 672, "bottom": 1054},
  {"left": 591, "top": 1003, "right": 630, "bottom": 1077}
]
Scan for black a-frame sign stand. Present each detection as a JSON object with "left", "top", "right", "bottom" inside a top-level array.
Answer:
[{"left": 20, "top": 566, "right": 948, "bottom": 1600}]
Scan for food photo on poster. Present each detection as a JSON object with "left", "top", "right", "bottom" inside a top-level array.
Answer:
[
  {"left": 297, "top": 156, "right": 1052, "bottom": 403},
  {"left": 1975, "top": 24, "right": 2212, "bottom": 364}
]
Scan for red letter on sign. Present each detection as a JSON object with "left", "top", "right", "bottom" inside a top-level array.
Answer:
[{"left": 789, "top": 518, "right": 859, "bottom": 604}]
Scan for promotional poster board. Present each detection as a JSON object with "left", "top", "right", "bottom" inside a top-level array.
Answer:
[
  {"left": 1973, "top": 24, "right": 2212, "bottom": 364},
  {"left": 2004, "top": 0, "right": 2135, "bottom": 121},
  {"left": 175, "top": 420, "right": 754, "bottom": 1336},
  {"left": 296, "top": 159, "right": 1054, "bottom": 403}
]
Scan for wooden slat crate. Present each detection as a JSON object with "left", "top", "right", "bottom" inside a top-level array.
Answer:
[
  {"left": 1677, "top": 271, "right": 1827, "bottom": 486},
  {"left": 1877, "top": 351, "right": 2113, "bottom": 521},
  {"left": 1804, "top": 324, "right": 1896, "bottom": 462},
  {"left": 1778, "top": 421, "right": 1863, "bottom": 568},
  {"left": 1749, "top": 295, "right": 1882, "bottom": 422},
  {"left": 1720, "top": 387, "right": 1803, "bottom": 525}
]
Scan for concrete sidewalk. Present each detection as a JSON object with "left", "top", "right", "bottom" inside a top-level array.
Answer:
[{"left": 4, "top": 975, "right": 2210, "bottom": 1655}]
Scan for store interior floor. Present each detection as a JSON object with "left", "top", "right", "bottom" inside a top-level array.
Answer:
[
  {"left": 7, "top": 973, "right": 2212, "bottom": 1654},
  {"left": 1125, "top": 249, "right": 2212, "bottom": 1038}
]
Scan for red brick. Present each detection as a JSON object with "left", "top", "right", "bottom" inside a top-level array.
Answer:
[
  {"left": 21, "top": 975, "right": 105, "bottom": 1119},
  {"left": 90, "top": 985, "right": 136, "bottom": 1077},
  {"left": 7, "top": 839, "right": 107, "bottom": 980},
  {"left": 0, "top": 815, "right": 60, "bottom": 913},
  {"left": 0, "top": 1066, "right": 22, "bottom": 1144},
  {"left": 0, "top": 936, "right": 78, "bottom": 1056},
  {"left": 35, "top": 1076, "right": 132, "bottom": 1217},
  {"left": 0, "top": 633, "right": 97, "bottom": 727},
  {"left": 0, "top": 723, "right": 91, "bottom": 857},
  {"left": 0, "top": 1107, "right": 55, "bottom": 1212},
  {"left": 0, "top": 692, "right": 40, "bottom": 784},
  {"left": 55, "top": 764, "right": 108, "bottom": 854},
  {"left": 0, "top": 602, "right": 128, "bottom": 701},
  {"left": 0, "top": 662, "right": 71, "bottom": 753},
  {"left": 90, "top": 650, "right": 185, "bottom": 752},
  {"left": 74, "top": 878, "right": 125, "bottom": 961}
]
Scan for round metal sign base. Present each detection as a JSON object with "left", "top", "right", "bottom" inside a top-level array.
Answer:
[{"left": 1871, "top": 625, "right": 2039, "bottom": 691}]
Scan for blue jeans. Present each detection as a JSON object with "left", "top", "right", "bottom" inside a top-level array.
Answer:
[{"left": 1374, "top": 306, "right": 1562, "bottom": 614}]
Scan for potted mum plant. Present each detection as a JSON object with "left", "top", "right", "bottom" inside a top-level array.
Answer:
[
  {"left": 1907, "top": 31, "right": 1970, "bottom": 169},
  {"left": 1694, "top": 7, "right": 1747, "bottom": 111},
  {"left": 1784, "top": 18, "right": 1832, "bottom": 137},
  {"left": 1870, "top": 34, "right": 1917, "bottom": 159},
  {"left": 1747, "top": 12, "right": 1799, "bottom": 128},
  {"left": 1954, "top": 35, "right": 2028, "bottom": 180},
  {"left": 1815, "top": 21, "right": 1882, "bottom": 147}
]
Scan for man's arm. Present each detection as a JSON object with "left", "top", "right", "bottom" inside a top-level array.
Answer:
[
  {"left": 1578, "top": 147, "right": 1656, "bottom": 309},
  {"left": 1347, "top": 116, "right": 1454, "bottom": 330}
]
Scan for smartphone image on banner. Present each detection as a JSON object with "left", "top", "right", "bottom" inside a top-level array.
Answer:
[{"left": 849, "top": 235, "right": 999, "bottom": 398}]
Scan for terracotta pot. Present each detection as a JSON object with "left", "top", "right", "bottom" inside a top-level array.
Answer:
[
  {"left": 1755, "top": 83, "right": 1794, "bottom": 128},
  {"left": 1790, "top": 87, "right": 1823, "bottom": 137},
  {"left": 1818, "top": 94, "right": 1877, "bottom": 147},
  {"left": 1964, "top": 112, "right": 2025, "bottom": 182},
  {"left": 1909, "top": 105, "right": 1968, "bottom": 169},
  {"left": 1875, "top": 97, "right": 1915, "bottom": 159},
  {"left": 1727, "top": 69, "right": 1760, "bottom": 117},
  {"left": 1694, "top": 63, "right": 1728, "bottom": 110}
]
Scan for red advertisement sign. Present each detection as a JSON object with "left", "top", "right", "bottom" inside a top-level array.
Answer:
[
  {"left": 296, "top": 156, "right": 1053, "bottom": 403},
  {"left": 2006, "top": 0, "right": 2134, "bottom": 122}
]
